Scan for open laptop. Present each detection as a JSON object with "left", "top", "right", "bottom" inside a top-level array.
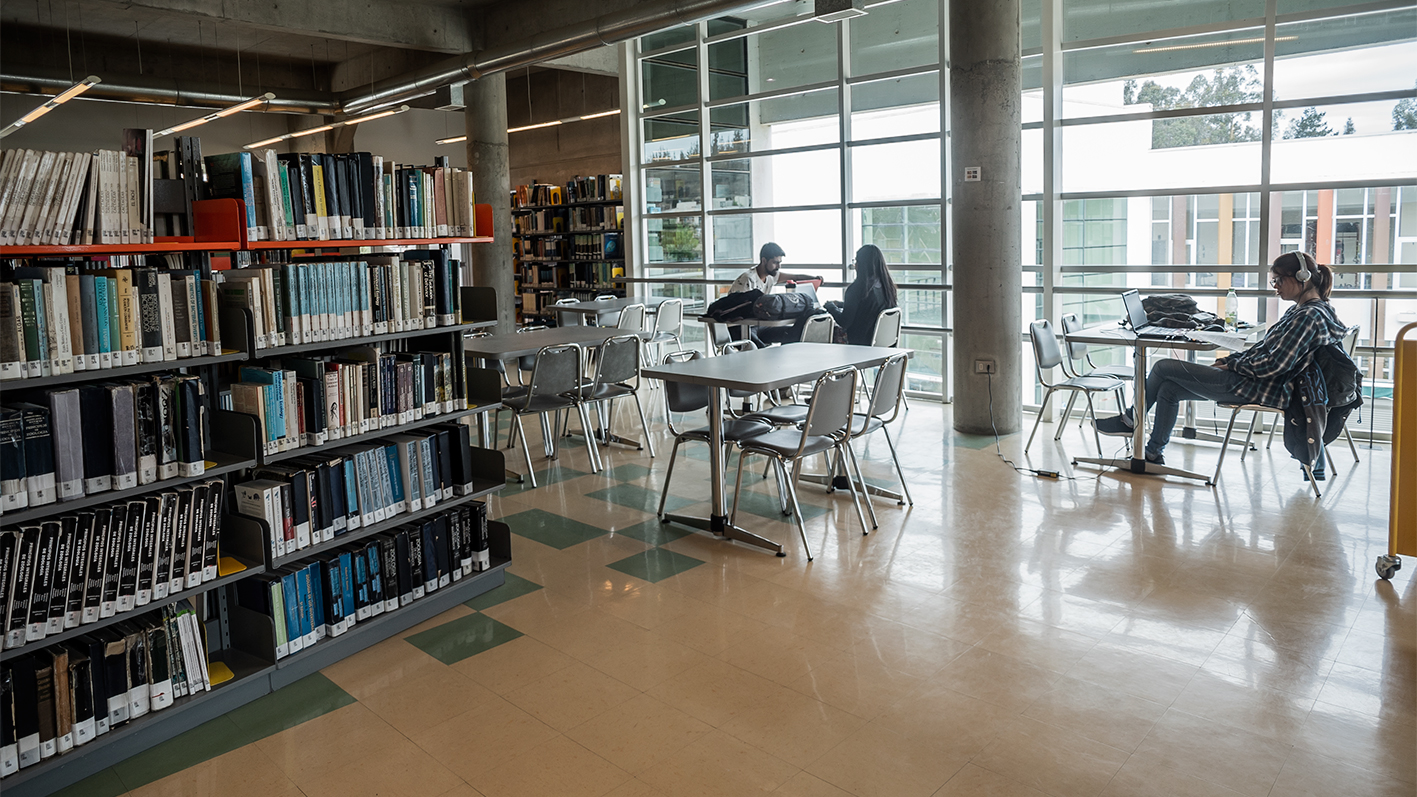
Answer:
[{"left": 1121, "top": 289, "right": 1190, "bottom": 339}]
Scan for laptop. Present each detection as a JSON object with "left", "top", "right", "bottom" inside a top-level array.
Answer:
[{"left": 1121, "top": 289, "right": 1189, "bottom": 339}]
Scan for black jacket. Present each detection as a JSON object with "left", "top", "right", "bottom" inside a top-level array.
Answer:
[
  {"left": 1282, "top": 342, "right": 1363, "bottom": 466},
  {"left": 826, "top": 280, "right": 892, "bottom": 345}
]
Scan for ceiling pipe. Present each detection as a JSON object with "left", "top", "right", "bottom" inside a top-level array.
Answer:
[
  {"left": 340, "top": 0, "right": 763, "bottom": 115},
  {"left": 1, "top": 73, "right": 339, "bottom": 115}
]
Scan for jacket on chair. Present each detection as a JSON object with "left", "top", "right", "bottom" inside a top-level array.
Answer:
[{"left": 1282, "top": 343, "right": 1363, "bottom": 466}]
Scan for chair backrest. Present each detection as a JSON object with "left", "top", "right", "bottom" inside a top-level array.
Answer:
[
  {"left": 710, "top": 322, "right": 732, "bottom": 352},
  {"left": 720, "top": 339, "right": 756, "bottom": 355},
  {"left": 1029, "top": 318, "right": 1064, "bottom": 378},
  {"left": 867, "top": 353, "right": 910, "bottom": 423},
  {"left": 802, "top": 367, "right": 858, "bottom": 442},
  {"left": 800, "top": 313, "right": 835, "bottom": 344},
  {"left": 618, "top": 303, "right": 646, "bottom": 331},
  {"left": 527, "top": 344, "right": 582, "bottom": 399},
  {"left": 1058, "top": 313, "right": 1090, "bottom": 363},
  {"left": 1342, "top": 324, "right": 1360, "bottom": 357},
  {"left": 592, "top": 335, "right": 641, "bottom": 389},
  {"left": 654, "top": 298, "right": 684, "bottom": 335},
  {"left": 871, "top": 307, "right": 903, "bottom": 348},
  {"left": 516, "top": 325, "right": 549, "bottom": 375},
  {"left": 660, "top": 350, "right": 709, "bottom": 436},
  {"left": 553, "top": 297, "right": 582, "bottom": 326}
]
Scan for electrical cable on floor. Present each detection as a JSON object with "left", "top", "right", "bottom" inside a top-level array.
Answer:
[{"left": 986, "top": 371, "right": 1110, "bottom": 483}]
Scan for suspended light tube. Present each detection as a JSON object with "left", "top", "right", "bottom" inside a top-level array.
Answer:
[
  {"left": 243, "top": 105, "right": 410, "bottom": 150},
  {"left": 437, "top": 108, "right": 620, "bottom": 145},
  {"left": 0, "top": 76, "right": 101, "bottom": 139},
  {"left": 155, "top": 92, "right": 275, "bottom": 137},
  {"left": 435, "top": 135, "right": 468, "bottom": 145}
]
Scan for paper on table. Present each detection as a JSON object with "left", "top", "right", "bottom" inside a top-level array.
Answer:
[{"left": 1188, "top": 330, "right": 1254, "bottom": 351}]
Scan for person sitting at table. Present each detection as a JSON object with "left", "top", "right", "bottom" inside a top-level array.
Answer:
[
  {"left": 1094, "top": 251, "right": 1347, "bottom": 473},
  {"left": 728, "top": 242, "right": 819, "bottom": 345},
  {"left": 824, "top": 244, "right": 898, "bottom": 345}
]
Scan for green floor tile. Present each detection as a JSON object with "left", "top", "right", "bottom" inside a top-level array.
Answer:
[
  {"left": 604, "top": 463, "right": 654, "bottom": 481},
  {"left": 613, "top": 519, "right": 694, "bottom": 547},
  {"left": 404, "top": 612, "right": 523, "bottom": 665},
  {"left": 953, "top": 432, "right": 1005, "bottom": 449},
  {"left": 465, "top": 572, "right": 543, "bottom": 610},
  {"left": 111, "top": 715, "right": 254, "bottom": 790},
  {"left": 500, "top": 465, "right": 590, "bottom": 496},
  {"left": 606, "top": 548, "right": 706, "bottom": 583},
  {"left": 586, "top": 483, "right": 695, "bottom": 515},
  {"left": 224, "top": 672, "right": 356, "bottom": 740},
  {"left": 730, "top": 486, "right": 829, "bottom": 521},
  {"left": 501, "top": 507, "right": 613, "bottom": 549},
  {"left": 48, "top": 768, "right": 128, "bottom": 797}
]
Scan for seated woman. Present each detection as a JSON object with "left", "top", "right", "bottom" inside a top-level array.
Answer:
[
  {"left": 1094, "top": 251, "right": 1347, "bottom": 475},
  {"left": 825, "top": 244, "right": 899, "bottom": 345}
]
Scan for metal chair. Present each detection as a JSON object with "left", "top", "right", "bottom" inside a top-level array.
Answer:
[
  {"left": 647, "top": 298, "right": 685, "bottom": 364},
  {"left": 1026, "top": 318, "right": 1127, "bottom": 455},
  {"left": 1058, "top": 313, "right": 1131, "bottom": 440},
  {"left": 708, "top": 320, "right": 733, "bottom": 355},
  {"left": 1263, "top": 324, "right": 1362, "bottom": 463},
  {"left": 848, "top": 353, "right": 913, "bottom": 515},
  {"left": 656, "top": 350, "right": 774, "bottom": 519},
  {"left": 730, "top": 367, "right": 869, "bottom": 561},
  {"left": 800, "top": 313, "right": 836, "bottom": 344},
  {"left": 504, "top": 343, "right": 603, "bottom": 486},
  {"left": 553, "top": 297, "right": 582, "bottom": 326},
  {"left": 1211, "top": 402, "right": 1329, "bottom": 498},
  {"left": 870, "top": 307, "right": 903, "bottom": 348},
  {"left": 617, "top": 302, "right": 647, "bottom": 333},
  {"left": 582, "top": 335, "right": 656, "bottom": 457},
  {"left": 594, "top": 294, "right": 622, "bottom": 327}
]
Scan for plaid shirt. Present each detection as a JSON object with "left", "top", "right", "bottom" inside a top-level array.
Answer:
[{"left": 1227, "top": 300, "right": 1347, "bottom": 409}]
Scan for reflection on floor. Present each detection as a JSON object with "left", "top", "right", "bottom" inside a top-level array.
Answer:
[{"left": 56, "top": 398, "right": 1415, "bottom": 797}]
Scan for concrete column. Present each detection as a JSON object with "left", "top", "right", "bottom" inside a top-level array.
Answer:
[
  {"left": 949, "top": 0, "right": 1022, "bottom": 434},
  {"left": 465, "top": 73, "right": 516, "bottom": 327}
]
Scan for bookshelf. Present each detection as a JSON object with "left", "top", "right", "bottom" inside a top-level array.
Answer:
[
  {"left": 511, "top": 178, "right": 625, "bottom": 324},
  {"left": 1, "top": 191, "right": 515, "bottom": 796}
]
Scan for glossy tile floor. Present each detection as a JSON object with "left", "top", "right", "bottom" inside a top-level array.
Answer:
[{"left": 59, "top": 398, "right": 1414, "bottom": 797}]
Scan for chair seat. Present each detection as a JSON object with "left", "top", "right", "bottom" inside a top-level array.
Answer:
[
  {"left": 650, "top": 331, "right": 679, "bottom": 344},
  {"left": 585, "top": 383, "right": 635, "bottom": 401},
  {"left": 1218, "top": 403, "right": 1282, "bottom": 412},
  {"left": 508, "top": 394, "right": 578, "bottom": 414},
  {"left": 1090, "top": 365, "right": 1134, "bottom": 380},
  {"left": 745, "top": 404, "right": 810, "bottom": 426},
  {"left": 1060, "top": 375, "right": 1126, "bottom": 391},
  {"left": 736, "top": 427, "right": 838, "bottom": 459},
  {"left": 502, "top": 385, "right": 530, "bottom": 401},
  {"left": 849, "top": 413, "right": 886, "bottom": 437},
  {"left": 680, "top": 417, "right": 775, "bottom": 443}
]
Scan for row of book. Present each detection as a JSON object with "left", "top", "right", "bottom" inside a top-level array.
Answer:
[
  {"left": 512, "top": 175, "right": 623, "bottom": 208},
  {"left": 233, "top": 503, "right": 490, "bottom": 660},
  {"left": 215, "top": 251, "right": 462, "bottom": 352},
  {"left": 206, "top": 151, "right": 476, "bottom": 243},
  {"left": 568, "top": 204, "right": 624, "bottom": 232},
  {"left": 0, "top": 262, "right": 223, "bottom": 381},
  {"left": 515, "top": 209, "right": 568, "bottom": 234},
  {"left": 570, "top": 262, "right": 626, "bottom": 290},
  {"left": 0, "top": 134, "right": 154, "bottom": 248},
  {"left": 1, "top": 480, "right": 224, "bottom": 651},
  {"left": 229, "top": 351, "right": 461, "bottom": 458},
  {"left": 232, "top": 421, "right": 477, "bottom": 562},
  {"left": 574, "top": 232, "right": 622, "bottom": 260},
  {"left": 517, "top": 237, "right": 568, "bottom": 260},
  {"left": 1, "top": 378, "right": 208, "bottom": 513},
  {"left": 1, "top": 602, "right": 211, "bottom": 777}
]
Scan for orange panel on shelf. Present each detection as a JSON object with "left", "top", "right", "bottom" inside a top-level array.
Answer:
[{"left": 193, "top": 198, "right": 247, "bottom": 247}]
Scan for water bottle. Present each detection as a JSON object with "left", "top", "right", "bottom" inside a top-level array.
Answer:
[{"left": 1225, "top": 288, "right": 1239, "bottom": 331}]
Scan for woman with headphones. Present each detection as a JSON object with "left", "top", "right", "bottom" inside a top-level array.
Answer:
[{"left": 1095, "top": 251, "right": 1349, "bottom": 475}]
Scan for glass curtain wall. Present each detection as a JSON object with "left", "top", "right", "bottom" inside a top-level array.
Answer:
[{"left": 629, "top": 1, "right": 948, "bottom": 397}]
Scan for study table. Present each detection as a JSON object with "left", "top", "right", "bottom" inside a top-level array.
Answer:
[
  {"left": 1063, "top": 326, "right": 1219, "bottom": 482},
  {"left": 554, "top": 295, "right": 673, "bottom": 326},
  {"left": 641, "top": 342, "right": 911, "bottom": 555}
]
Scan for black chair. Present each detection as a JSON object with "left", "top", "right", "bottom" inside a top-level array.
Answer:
[
  {"left": 504, "top": 343, "right": 603, "bottom": 486},
  {"left": 583, "top": 334, "right": 656, "bottom": 457}
]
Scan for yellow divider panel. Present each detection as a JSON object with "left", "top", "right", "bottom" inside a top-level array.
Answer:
[{"left": 1392, "top": 324, "right": 1417, "bottom": 557}]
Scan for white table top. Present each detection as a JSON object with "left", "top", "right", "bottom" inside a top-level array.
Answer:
[{"left": 641, "top": 343, "right": 910, "bottom": 393}]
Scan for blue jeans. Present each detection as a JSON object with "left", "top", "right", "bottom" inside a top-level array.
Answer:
[{"left": 1142, "top": 358, "right": 1248, "bottom": 456}]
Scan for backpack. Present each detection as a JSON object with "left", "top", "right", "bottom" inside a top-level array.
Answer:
[
  {"left": 1141, "top": 294, "right": 1224, "bottom": 331},
  {"left": 704, "top": 289, "right": 762, "bottom": 321},
  {"left": 752, "top": 291, "right": 816, "bottom": 320}
]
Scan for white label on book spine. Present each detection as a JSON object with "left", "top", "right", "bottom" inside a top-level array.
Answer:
[
  {"left": 1, "top": 741, "right": 18, "bottom": 776},
  {"left": 113, "top": 472, "right": 137, "bottom": 491},
  {"left": 150, "top": 678, "right": 174, "bottom": 711},
  {"left": 136, "top": 586, "right": 151, "bottom": 606},
  {"left": 39, "top": 736, "right": 56, "bottom": 760},
  {"left": 72, "top": 717, "right": 96, "bottom": 748},
  {"left": 4, "top": 629, "right": 25, "bottom": 649},
  {"left": 57, "top": 731, "right": 74, "bottom": 754},
  {"left": 128, "top": 684, "right": 150, "bottom": 718},
  {"left": 154, "top": 581, "right": 169, "bottom": 600}
]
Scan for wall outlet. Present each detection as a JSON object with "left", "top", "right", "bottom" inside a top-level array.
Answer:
[{"left": 974, "top": 359, "right": 996, "bottom": 374}]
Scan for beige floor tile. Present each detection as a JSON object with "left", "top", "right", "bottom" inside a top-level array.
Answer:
[
  {"left": 128, "top": 744, "right": 305, "bottom": 797},
  {"left": 1292, "top": 701, "right": 1417, "bottom": 785},
  {"left": 1098, "top": 615, "right": 1230, "bottom": 666},
  {"left": 846, "top": 619, "right": 972, "bottom": 677},
  {"left": 872, "top": 682, "right": 1017, "bottom": 762},
  {"left": 603, "top": 780, "right": 669, "bottom": 797},
  {"left": 1097, "top": 755, "right": 1248, "bottom": 797},
  {"left": 358, "top": 668, "right": 500, "bottom": 736},
  {"left": 503, "top": 660, "right": 642, "bottom": 731},
  {"left": 971, "top": 716, "right": 1130, "bottom": 797},
  {"left": 637, "top": 729, "right": 799, "bottom": 797},
  {"left": 1270, "top": 748, "right": 1417, "bottom": 797},
  {"left": 452, "top": 634, "right": 579, "bottom": 695},
  {"left": 646, "top": 657, "right": 790, "bottom": 728},
  {"left": 396, "top": 604, "right": 477, "bottom": 638},
  {"left": 434, "top": 783, "right": 487, "bottom": 797},
  {"left": 579, "top": 630, "right": 710, "bottom": 690},
  {"left": 469, "top": 734, "right": 631, "bottom": 797},
  {"left": 649, "top": 598, "right": 773, "bottom": 656},
  {"left": 924, "top": 645, "right": 1064, "bottom": 712},
  {"left": 716, "top": 625, "right": 844, "bottom": 687},
  {"left": 597, "top": 583, "right": 706, "bottom": 629},
  {"left": 977, "top": 618, "right": 1101, "bottom": 673},
  {"left": 1168, "top": 668, "right": 1316, "bottom": 745},
  {"left": 1021, "top": 675, "right": 1169, "bottom": 752},
  {"left": 774, "top": 771, "right": 857, "bottom": 796},
  {"left": 408, "top": 697, "right": 559, "bottom": 781},
  {"left": 319, "top": 634, "right": 447, "bottom": 700},
  {"left": 1128, "top": 708, "right": 1291, "bottom": 797},
  {"left": 930, "top": 763, "right": 1050, "bottom": 797},
  {"left": 720, "top": 687, "right": 868, "bottom": 768},
  {"left": 1313, "top": 660, "right": 1417, "bottom": 727},
  {"left": 890, "top": 592, "right": 1024, "bottom": 646},
  {"left": 1064, "top": 641, "right": 1201, "bottom": 702},
  {"left": 565, "top": 693, "right": 713, "bottom": 775},
  {"left": 803, "top": 721, "right": 969, "bottom": 797},
  {"left": 787, "top": 648, "right": 925, "bottom": 720}
]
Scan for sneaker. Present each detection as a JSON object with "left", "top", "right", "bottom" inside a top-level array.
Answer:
[
  {"left": 1144, "top": 450, "right": 1165, "bottom": 465},
  {"left": 1094, "top": 412, "right": 1135, "bottom": 437}
]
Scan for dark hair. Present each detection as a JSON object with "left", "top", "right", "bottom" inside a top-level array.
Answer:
[
  {"left": 853, "top": 244, "right": 898, "bottom": 308},
  {"left": 1271, "top": 251, "right": 1333, "bottom": 300},
  {"left": 759, "top": 242, "right": 785, "bottom": 260}
]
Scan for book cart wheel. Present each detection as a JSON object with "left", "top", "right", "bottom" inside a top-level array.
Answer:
[{"left": 1376, "top": 554, "right": 1401, "bottom": 581}]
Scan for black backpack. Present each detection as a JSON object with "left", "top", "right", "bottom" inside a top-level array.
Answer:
[
  {"left": 752, "top": 291, "right": 816, "bottom": 320},
  {"left": 1141, "top": 294, "right": 1224, "bottom": 331},
  {"left": 704, "top": 289, "right": 762, "bottom": 321}
]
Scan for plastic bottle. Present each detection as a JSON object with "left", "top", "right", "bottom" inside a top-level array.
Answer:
[{"left": 1225, "top": 288, "right": 1239, "bottom": 331}]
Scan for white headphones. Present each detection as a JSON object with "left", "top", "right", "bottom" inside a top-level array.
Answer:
[{"left": 1294, "top": 252, "right": 1313, "bottom": 283}]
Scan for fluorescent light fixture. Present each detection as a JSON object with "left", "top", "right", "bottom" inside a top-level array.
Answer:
[
  {"left": 814, "top": 0, "right": 867, "bottom": 22},
  {"left": 507, "top": 120, "right": 563, "bottom": 133},
  {"left": 0, "top": 76, "right": 101, "bottom": 138},
  {"left": 579, "top": 109, "right": 622, "bottom": 120},
  {"left": 435, "top": 135, "right": 468, "bottom": 145},
  {"left": 156, "top": 92, "right": 274, "bottom": 137},
  {"left": 1134, "top": 35, "right": 1296, "bottom": 54},
  {"left": 243, "top": 105, "right": 409, "bottom": 149}
]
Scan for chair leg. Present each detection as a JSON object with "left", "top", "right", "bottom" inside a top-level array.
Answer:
[
  {"left": 1240, "top": 412, "right": 1262, "bottom": 462},
  {"left": 780, "top": 459, "right": 813, "bottom": 562},
  {"left": 881, "top": 426, "right": 912, "bottom": 506},
  {"left": 657, "top": 438, "right": 682, "bottom": 519},
  {"left": 1266, "top": 414, "right": 1279, "bottom": 449},
  {"left": 1345, "top": 426, "right": 1360, "bottom": 462},
  {"left": 844, "top": 442, "right": 876, "bottom": 532},
  {"left": 1025, "top": 389, "right": 1055, "bottom": 453},
  {"left": 1054, "top": 392, "right": 1079, "bottom": 441},
  {"left": 1084, "top": 392, "right": 1104, "bottom": 456},
  {"left": 515, "top": 416, "right": 536, "bottom": 488},
  {"left": 632, "top": 392, "right": 656, "bottom": 457},
  {"left": 577, "top": 404, "right": 603, "bottom": 473},
  {"left": 1211, "top": 407, "right": 1243, "bottom": 486},
  {"left": 540, "top": 413, "right": 555, "bottom": 458},
  {"left": 1302, "top": 463, "right": 1323, "bottom": 498},
  {"left": 729, "top": 448, "right": 749, "bottom": 529}
]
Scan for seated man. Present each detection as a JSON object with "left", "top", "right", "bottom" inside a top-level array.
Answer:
[
  {"left": 1094, "top": 252, "right": 1347, "bottom": 475},
  {"left": 727, "top": 242, "right": 818, "bottom": 345}
]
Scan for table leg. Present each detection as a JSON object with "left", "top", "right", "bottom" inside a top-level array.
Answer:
[{"left": 662, "top": 384, "right": 784, "bottom": 555}]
